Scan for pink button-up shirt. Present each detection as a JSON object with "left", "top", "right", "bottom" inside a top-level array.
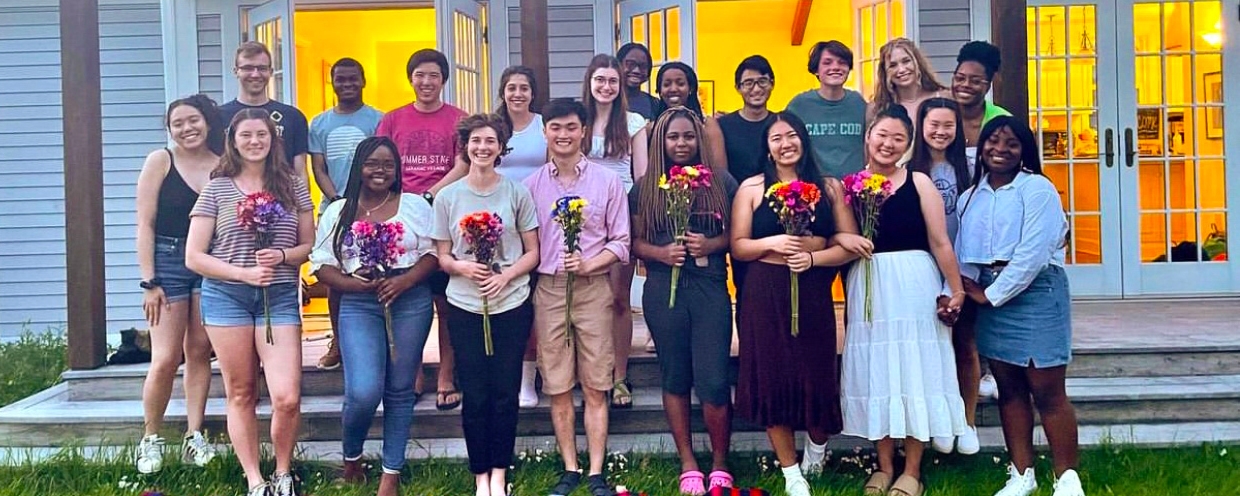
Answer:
[{"left": 523, "top": 157, "right": 631, "bottom": 275}]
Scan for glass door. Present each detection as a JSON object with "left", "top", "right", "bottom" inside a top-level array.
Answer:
[
  {"left": 618, "top": 0, "right": 696, "bottom": 92},
  {"left": 245, "top": 0, "right": 295, "bottom": 103},
  {"left": 1026, "top": 0, "right": 1125, "bottom": 297},
  {"left": 1114, "top": 0, "right": 1235, "bottom": 295},
  {"left": 439, "top": 0, "right": 490, "bottom": 114}
]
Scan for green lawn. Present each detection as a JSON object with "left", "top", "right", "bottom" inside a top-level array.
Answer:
[
  {"left": 0, "top": 443, "right": 1235, "bottom": 496},
  {"left": 0, "top": 328, "right": 66, "bottom": 408}
]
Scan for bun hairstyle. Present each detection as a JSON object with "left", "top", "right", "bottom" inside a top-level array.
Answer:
[
  {"left": 956, "top": 41, "right": 1002, "bottom": 80},
  {"left": 870, "top": 104, "right": 914, "bottom": 139}
]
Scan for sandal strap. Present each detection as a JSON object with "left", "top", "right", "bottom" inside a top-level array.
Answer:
[
  {"left": 889, "top": 474, "right": 923, "bottom": 496},
  {"left": 864, "top": 471, "right": 893, "bottom": 493}
]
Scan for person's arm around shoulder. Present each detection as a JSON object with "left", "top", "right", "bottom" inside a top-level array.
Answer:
[{"left": 135, "top": 149, "right": 170, "bottom": 325}]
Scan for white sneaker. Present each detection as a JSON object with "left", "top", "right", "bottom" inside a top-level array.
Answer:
[
  {"left": 994, "top": 464, "right": 1038, "bottom": 496},
  {"left": 644, "top": 335, "right": 657, "bottom": 353},
  {"left": 956, "top": 427, "right": 981, "bottom": 455},
  {"left": 246, "top": 482, "right": 272, "bottom": 496},
  {"left": 980, "top": 374, "right": 999, "bottom": 399},
  {"left": 271, "top": 472, "right": 296, "bottom": 496},
  {"left": 931, "top": 436, "right": 955, "bottom": 454},
  {"left": 182, "top": 430, "right": 217, "bottom": 466},
  {"left": 800, "top": 439, "right": 827, "bottom": 476},
  {"left": 135, "top": 434, "right": 164, "bottom": 474},
  {"left": 1053, "top": 469, "right": 1086, "bottom": 496},
  {"left": 781, "top": 465, "right": 811, "bottom": 496},
  {"left": 519, "top": 361, "right": 539, "bottom": 408}
]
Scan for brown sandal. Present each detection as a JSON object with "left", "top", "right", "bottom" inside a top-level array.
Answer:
[
  {"left": 864, "top": 471, "right": 893, "bottom": 495},
  {"left": 888, "top": 474, "right": 924, "bottom": 496}
]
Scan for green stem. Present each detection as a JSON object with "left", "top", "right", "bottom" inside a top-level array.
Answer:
[
  {"left": 384, "top": 304, "right": 396, "bottom": 362},
  {"left": 263, "top": 287, "right": 273, "bottom": 345},
  {"left": 790, "top": 270, "right": 800, "bottom": 337},
  {"left": 669, "top": 265, "right": 681, "bottom": 308},
  {"left": 565, "top": 272, "right": 575, "bottom": 347},
  {"left": 482, "top": 295, "right": 494, "bottom": 356}
]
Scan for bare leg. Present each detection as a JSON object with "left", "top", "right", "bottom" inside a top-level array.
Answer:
[
  {"left": 902, "top": 438, "right": 924, "bottom": 480},
  {"left": 766, "top": 425, "right": 798, "bottom": 468},
  {"left": 663, "top": 392, "right": 699, "bottom": 472},
  {"left": 489, "top": 467, "right": 507, "bottom": 496},
  {"left": 549, "top": 391, "right": 580, "bottom": 472},
  {"left": 434, "top": 297, "right": 458, "bottom": 401},
  {"left": 876, "top": 437, "right": 897, "bottom": 476},
  {"left": 474, "top": 472, "right": 491, "bottom": 496},
  {"left": 205, "top": 324, "right": 264, "bottom": 488},
  {"left": 703, "top": 402, "right": 732, "bottom": 471},
  {"left": 1027, "top": 365, "right": 1080, "bottom": 476},
  {"left": 142, "top": 300, "right": 190, "bottom": 435},
  {"left": 182, "top": 295, "right": 212, "bottom": 433},
  {"left": 583, "top": 387, "right": 610, "bottom": 475},
  {"left": 990, "top": 360, "right": 1037, "bottom": 471},
  {"left": 610, "top": 263, "right": 635, "bottom": 383},
  {"left": 256, "top": 324, "right": 303, "bottom": 475},
  {"left": 951, "top": 313, "right": 981, "bottom": 426}
]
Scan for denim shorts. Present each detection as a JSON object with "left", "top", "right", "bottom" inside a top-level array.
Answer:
[
  {"left": 154, "top": 235, "right": 202, "bottom": 303},
  {"left": 200, "top": 278, "right": 302, "bottom": 327}
]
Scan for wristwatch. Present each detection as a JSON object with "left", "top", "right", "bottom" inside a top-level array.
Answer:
[
  {"left": 421, "top": 191, "right": 435, "bottom": 205},
  {"left": 139, "top": 278, "right": 163, "bottom": 290}
]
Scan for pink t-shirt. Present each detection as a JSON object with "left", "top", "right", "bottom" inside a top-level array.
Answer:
[{"left": 376, "top": 102, "right": 467, "bottom": 194}]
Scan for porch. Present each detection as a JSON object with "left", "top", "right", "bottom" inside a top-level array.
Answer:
[{"left": 2, "top": 298, "right": 1238, "bottom": 460}]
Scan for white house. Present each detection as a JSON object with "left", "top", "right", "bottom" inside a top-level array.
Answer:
[{"left": 1, "top": 0, "right": 1237, "bottom": 338}]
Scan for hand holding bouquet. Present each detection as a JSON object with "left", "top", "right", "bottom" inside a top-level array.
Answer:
[
  {"left": 659, "top": 164, "right": 713, "bottom": 308},
  {"left": 842, "top": 170, "right": 895, "bottom": 322},
  {"left": 765, "top": 180, "right": 821, "bottom": 337},
  {"left": 236, "top": 191, "right": 289, "bottom": 344},
  {"left": 552, "top": 196, "right": 588, "bottom": 346},
  {"left": 459, "top": 211, "right": 504, "bottom": 356},
  {"left": 344, "top": 220, "right": 407, "bottom": 360}
]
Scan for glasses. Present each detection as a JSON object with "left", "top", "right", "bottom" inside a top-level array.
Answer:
[
  {"left": 237, "top": 65, "right": 273, "bottom": 75},
  {"left": 952, "top": 73, "right": 990, "bottom": 87},
  {"left": 592, "top": 76, "right": 620, "bottom": 86},
  {"left": 363, "top": 160, "right": 397, "bottom": 171},
  {"left": 622, "top": 59, "right": 650, "bottom": 71},
  {"left": 739, "top": 78, "right": 773, "bottom": 91}
]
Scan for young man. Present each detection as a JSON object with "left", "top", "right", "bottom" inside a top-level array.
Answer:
[
  {"left": 785, "top": 40, "right": 867, "bottom": 180},
  {"left": 218, "top": 41, "right": 310, "bottom": 180},
  {"left": 717, "top": 54, "right": 777, "bottom": 302},
  {"left": 376, "top": 48, "right": 468, "bottom": 411},
  {"left": 523, "top": 98, "right": 630, "bottom": 496},
  {"left": 617, "top": 43, "right": 660, "bottom": 122},
  {"left": 309, "top": 57, "right": 385, "bottom": 371}
]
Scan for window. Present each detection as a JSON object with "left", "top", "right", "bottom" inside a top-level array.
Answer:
[{"left": 853, "top": 0, "right": 909, "bottom": 99}]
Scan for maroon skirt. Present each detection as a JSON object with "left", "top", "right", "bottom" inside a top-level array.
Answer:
[{"left": 736, "top": 261, "right": 842, "bottom": 433}]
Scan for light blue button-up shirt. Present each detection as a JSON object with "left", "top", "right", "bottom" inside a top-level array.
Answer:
[{"left": 955, "top": 172, "right": 1068, "bottom": 307}]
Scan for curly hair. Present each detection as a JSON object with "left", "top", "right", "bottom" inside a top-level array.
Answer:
[
  {"left": 456, "top": 113, "right": 512, "bottom": 167},
  {"left": 956, "top": 41, "right": 1002, "bottom": 80}
]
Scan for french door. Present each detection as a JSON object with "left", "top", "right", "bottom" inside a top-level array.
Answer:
[
  {"left": 1027, "top": 0, "right": 1239, "bottom": 297},
  {"left": 439, "top": 0, "right": 490, "bottom": 114},
  {"left": 245, "top": 0, "right": 295, "bottom": 103},
  {"left": 617, "top": 0, "right": 695, "bottom": 92}
]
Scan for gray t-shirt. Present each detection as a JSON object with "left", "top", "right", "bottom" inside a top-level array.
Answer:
[
  {"left": 784, "top": 89, "right": 867, "bottom": 179},
  {"left": 431, "top": 176, "right": 540, "bottom": 314},
  {"left": 308, "top": 105, "right": 384, "bottom": 199},
  {"left": 930, "top": 162, "right": 969, "bottom": 242}
]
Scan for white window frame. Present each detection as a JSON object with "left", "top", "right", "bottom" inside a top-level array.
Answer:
[{"left": 851, "top": 0, "right": 918, "bottom": 98}]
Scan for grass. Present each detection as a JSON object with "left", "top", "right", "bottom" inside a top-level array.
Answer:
[
  {"left": 0, "top": 443, "right": 1235, "bottom": 495},
  {"left": 0, "top": 328, "right": 67, "bottom": 408}
]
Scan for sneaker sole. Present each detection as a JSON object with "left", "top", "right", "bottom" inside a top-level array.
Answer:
[{"left": 317, "top": 363, "right": 341, "bottom": 371}]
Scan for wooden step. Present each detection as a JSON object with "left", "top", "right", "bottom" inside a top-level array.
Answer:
[{"left": 6, "top": 374, "right": 1240, "bottom": 448}]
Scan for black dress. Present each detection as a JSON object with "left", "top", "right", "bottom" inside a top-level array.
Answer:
[{"left": 735, "top": 177, "right": 843, "bottom": 432}]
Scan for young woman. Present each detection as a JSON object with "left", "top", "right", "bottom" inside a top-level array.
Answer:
[
  {"left": 494, "top": 65, "right": 550, "bottom": 408},
  {"left": 581, "top": 54, "right": 648, "bottom": 409},
  {"left": 868, "top": 38, "right": 949, "bottom": 126},
  {"left": 838, "top": 106, "right": 967, "bottom": 496},
  {"left": 616, "top": 42, "right": 660, "bottom": 122},
  {"left": 958, "top": 116, "right": 1083, "bottom": 496},
  {"left": 186, "top": 108, "right": 314, "bottom": 496},
  {"left": 632, "top": 107, "right": 736, "bottom": 494},
  {"left": 309, "top": 137, "right": 439, "bottom": 496},
  {"left": 908, "top": 97, "right": 982, "bottom": 455},
  {"left": 952, "top": 41, "right": 1011, "bottom": 168},
  {"left": 731, "top": 112, "right": 858, "bottom": 496},
  {"left": 134, "top": 94, "right": 222, "bottom": 474},
  {"left": 432, "top": 114, "right": 540, "bottom": 496},
  {"left": 654, "top": 62, "right": 729, "bottom": 171}
]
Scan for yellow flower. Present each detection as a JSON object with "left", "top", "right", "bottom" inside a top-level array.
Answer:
[
  {"left": 864, "top": 174, "right": 886, "bottom": 193},
  {"left": 569, "top": 198, "right": 587, "bottom": 212},
  {"left": 685, "top": 166, "right": 700, "bottom": 178},
  {"left": 659, "top": 175, "right": 671, "bottom": 190}
]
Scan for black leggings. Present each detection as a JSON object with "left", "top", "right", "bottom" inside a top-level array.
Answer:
[{"left": 446, "top": 299, "right": 533, "bottom": 474}]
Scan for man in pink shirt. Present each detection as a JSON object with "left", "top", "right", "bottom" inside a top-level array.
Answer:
[
  {"left": 375, "top": 48, "right": 469, "bottom": 411},
  {"left": 523, "top": 99, "right": 630, "bottom": 496}
]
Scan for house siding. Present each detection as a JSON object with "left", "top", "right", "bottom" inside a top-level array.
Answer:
[
  {"left": 507, "top": 1, "right": 596, "bottom": 99},
  {"left": 918, "top": 0, "right": 973, "bottom": 80},
  {"left": 197, "top": 14, "right": 223, "bottom": 104},
  {"left": 0, "top": 0, "right": 166, "bottom": 338}
]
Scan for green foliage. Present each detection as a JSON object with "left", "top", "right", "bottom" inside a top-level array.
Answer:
[{"left": 0, "top": 328, "right": 67, "bottom": 408}]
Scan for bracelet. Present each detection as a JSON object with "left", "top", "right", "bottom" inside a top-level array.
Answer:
[
  {"left": 279, "top": 248, "right": 287, "bottom": 264},
  {"left": 808, "top": 251, "right": 816, "bottom": 266}
]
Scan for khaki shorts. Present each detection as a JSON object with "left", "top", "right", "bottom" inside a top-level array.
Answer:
[{"left": 534, "top": 273, "right": 615, "bottom": 395}]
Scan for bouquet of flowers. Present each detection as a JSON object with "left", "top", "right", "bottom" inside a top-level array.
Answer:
[
  {"left": 344, "top": 220, "right": 407, "bottom": 361},
  {"left": 765, "top": 180, "right": 821, "bottom": 337},
  {"left": 236, "top": 191, "right": 289, "bottom": 344},
  {"left": 659, "top": 164, "right": 713, "bottom": 308},
  {"left": 552, "top": 196, "right": 588, "bottom": 346},
  {"left": 459, "top": 211, "right": 505, "bottom": 356},
  {"left": 842, "top": 170, "right": 895, "bottom": 322}
]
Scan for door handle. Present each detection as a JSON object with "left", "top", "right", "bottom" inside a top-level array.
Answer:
[
  {"left": 1124, "top": 127, "right": 1136, "bottom": 168},
  {"left": 1104, "top": 128, "right": 1115, "bottom": 168}
]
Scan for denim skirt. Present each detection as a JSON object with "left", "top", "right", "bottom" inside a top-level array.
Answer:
[{"left": 975, "top": 264, "right": 1073, "bottom": 368}]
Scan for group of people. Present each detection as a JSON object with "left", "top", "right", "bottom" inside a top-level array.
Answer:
[{"left": 133, "top": 35, "right": 1084, "bottom": 496}]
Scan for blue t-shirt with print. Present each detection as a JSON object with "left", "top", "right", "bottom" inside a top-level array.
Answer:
[{"left": 309, "top": 105, "right": 384, "bottom": 195}]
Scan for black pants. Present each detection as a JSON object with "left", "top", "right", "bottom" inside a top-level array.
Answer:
[{"left": 446, "top": 299, "right": 533, "bottom": 474}]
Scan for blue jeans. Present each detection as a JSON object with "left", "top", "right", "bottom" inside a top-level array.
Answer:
[{"left": 337, "top": 283, "right": 434, "bottom": 472}]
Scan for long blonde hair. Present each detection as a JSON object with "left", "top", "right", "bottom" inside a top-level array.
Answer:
[
  {"left": 634, "top": 107, "right": 730, "bottom": 242},
  {"left": 871, "top": 38, "right": 946, "bottom": 112}
]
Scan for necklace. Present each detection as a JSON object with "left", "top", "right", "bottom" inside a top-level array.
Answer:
[{"left": 361, "top": 191, "right": 392, "bottom": 217}]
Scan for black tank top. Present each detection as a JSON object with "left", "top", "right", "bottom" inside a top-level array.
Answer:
[
  {"left": 872, "top": 171, "right": 931, "bottom": 254},
  {"left": 751, "top": 176, "right": 837, "bottom": 240},
  {"left": 154, "top": 148, "right": 200, "bottom": 238}
]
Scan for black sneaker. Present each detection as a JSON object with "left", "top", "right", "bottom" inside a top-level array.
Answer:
[
  {"left": 586, "top": 473, "right": 614, "bottom": 496},
  {"left": 548, "top": 470, "right": 581, "bottom": 496}
]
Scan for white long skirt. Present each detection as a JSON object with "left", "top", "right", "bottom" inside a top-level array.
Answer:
[{"left": 841, "top": 250, "right": 968, "bottom": 442}]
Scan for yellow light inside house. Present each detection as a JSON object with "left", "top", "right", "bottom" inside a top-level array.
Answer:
[{"left": 1202, "top": 21, "right": 1223, "bottom": 47}]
